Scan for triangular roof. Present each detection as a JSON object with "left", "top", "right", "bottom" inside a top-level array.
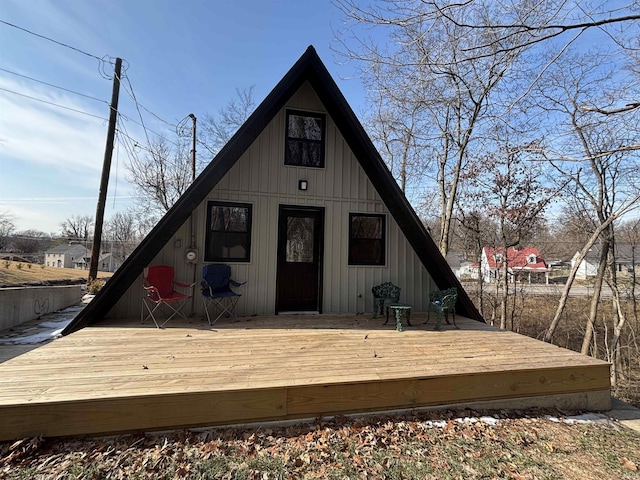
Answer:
[{"left": 63, "top": 46, "right": 483, "bottom": 335}]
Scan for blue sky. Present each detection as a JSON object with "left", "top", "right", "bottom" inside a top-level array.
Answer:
[{"left": 0, "top": 0, "right": 366, "bottom": 233}]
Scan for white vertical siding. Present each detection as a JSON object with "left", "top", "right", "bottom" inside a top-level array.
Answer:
[{"left": 107, "top": 81, "right": 434, "bottom": 319}]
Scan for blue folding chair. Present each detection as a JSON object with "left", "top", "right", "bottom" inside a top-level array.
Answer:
[{"left": 201, "top": 264, "right": 246, "bottom": 325}]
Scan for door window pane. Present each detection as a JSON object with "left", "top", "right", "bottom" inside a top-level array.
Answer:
[{"left": 286, "top": 217, "right": 314, "bottom": 263}]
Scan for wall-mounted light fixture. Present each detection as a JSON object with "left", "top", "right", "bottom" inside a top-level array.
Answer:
[{"left": 298, "top": 180, "right": 308, "bottom": 191}]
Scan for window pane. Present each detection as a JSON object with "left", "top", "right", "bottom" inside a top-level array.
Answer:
[
  {"left": 350, "top": 239, "right": 383, "bottom": 264},
  {"left": 210, "top": 206, "right": 248, "bottom": 232},
  {"left": 349, "top": 214, "right": 385, "bottom": 265},
  {"left": 286, "top": 217, "right": 314, "bottom": 263},
  {"left": 208, "top": 232, "right": 248, "bottom": 260},
  {"left": 351, "top": 216, "right": 382, "bottom": 239},
  {"left": 286, "top": 140, "right": 322, "bottom": 167},
  {"left": 288, "top": 114, "right": 322, "bottom": 140},
  {"left": 205, "top": 202, "right": 252, "bottom": 262}
]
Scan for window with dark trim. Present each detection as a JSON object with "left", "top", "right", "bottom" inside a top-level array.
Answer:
[
  {"left": 348, "top": 213, "right": 385, "bottom": 265},
  {"left": 205, "top": 201, "right": 252, "bottom": 262},
  {"left": 285, "top": 110, "right": 325, "bottom": 167}
]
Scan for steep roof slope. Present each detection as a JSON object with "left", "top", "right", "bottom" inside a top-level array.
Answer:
[{"left": 63, "top": 46, "right": 483, "bottom": 335}]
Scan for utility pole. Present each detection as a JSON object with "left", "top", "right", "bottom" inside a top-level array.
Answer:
[
  {"left": 89, "top": 57, "right": 122, "bottom": 281},
  {"left": 189, "top": 113, "right": 196, "bottom": 181}
]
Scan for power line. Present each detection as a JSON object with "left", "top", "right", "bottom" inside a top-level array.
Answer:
[
  {"left": 121, "top": 75, "right": 152, "bottom": 148},
  {"left": 0, "top": 86, "right": 108, "bottom": 120},
  {"left": 121, "top": 74, "right": 177, "bottom": 128},
  {"left": 0, "top": 19, "right": 103, "bottom": 61},
  {"left": 0, "top": 66, "right": 108, "bottom": 104},
  {"left": 117, "top": 111, "right": 182, "bottom": 148}
]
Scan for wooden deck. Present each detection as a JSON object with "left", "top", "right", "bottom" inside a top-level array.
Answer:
[{"left": 0, "top": 314, "right": 611, "bottom": 441}]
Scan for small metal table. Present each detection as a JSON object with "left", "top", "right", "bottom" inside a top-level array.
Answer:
[{"left": 387, "top": 303, "right": 412, "bottom": 332}]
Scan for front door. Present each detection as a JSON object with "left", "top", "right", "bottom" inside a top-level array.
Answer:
[{"left": 276, "top": 206, "right": 324, "bottom": 313}]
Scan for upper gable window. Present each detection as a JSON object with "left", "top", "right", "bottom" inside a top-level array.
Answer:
[{"left": 285, "top": 110, "right": 325, "bottom": 168}]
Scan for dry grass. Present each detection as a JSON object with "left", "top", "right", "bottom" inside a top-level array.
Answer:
[
  {"left": 0, "top": 261, "right": 112, "bottom": 287},
  {"left": 2, "top": 409, "right": 638, "bottom": 480}
]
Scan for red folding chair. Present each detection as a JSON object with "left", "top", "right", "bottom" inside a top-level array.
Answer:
[{"left": 141, "top": 265, "right": 194, "bottom": 328}]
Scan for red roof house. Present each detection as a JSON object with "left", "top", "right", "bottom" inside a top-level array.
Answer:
[{"left": 481, "top": 246, "right": 549, "bottom": 284}]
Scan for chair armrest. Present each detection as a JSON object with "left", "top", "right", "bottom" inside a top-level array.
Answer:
[
  {"left": 174, "top": 281, "right": 195, "bottom": 290},
  {"left": 229, "top": 279, "right": 246, "bottom": 287}
]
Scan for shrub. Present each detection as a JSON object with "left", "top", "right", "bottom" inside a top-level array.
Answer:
[
  {"left": 87, "top": 278, "right": 106, "bottom": 295},
  {"left": 16, "top": 263, "right": 23, "bottom": 270},
  {"left": 3, "top": 260, "right": 9, "bottom": 269}
]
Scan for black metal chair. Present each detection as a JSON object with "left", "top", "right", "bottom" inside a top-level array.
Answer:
[
  {"left": 371, "top": 282, "right": 401, "bottom": 324},
  {"left": 201, "top": 264, "right": 246, "bottom": 325},
  {"left": 425, "top": 287, "right": 458, "bottom": 330}
]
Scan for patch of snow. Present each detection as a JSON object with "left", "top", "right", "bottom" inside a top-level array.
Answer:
[
  {"left": 545, "top": 413, "right": 611, "bottom": 425},
  {"left": 423, "top": 420, "right": 448, "bottom": 429},
  {"left": 7, "top": 325, "right": 68, "bottom": 344},
  {"left": 562, "top": 413, "right": 610, "bottom": 424},
  {"left": 479, "top": 416, "right": 499, "bottom": 426}
]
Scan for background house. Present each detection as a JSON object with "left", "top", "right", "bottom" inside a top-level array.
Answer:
[
  {"left": 481, "top": 246, "right": 549, "bottom": 284},
  {"left": 44, "top": 244, "right": 119, "bottom": 272},
  {"left": 44, "top": 244, "right": 89, "bottom": 269},
  {"left": 573, "top": 245, "right": 639, "bottom": 279}
]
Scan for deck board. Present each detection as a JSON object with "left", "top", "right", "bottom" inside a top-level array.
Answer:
[{"left": 0, "top": 314, "right": 610, "bottom": 440}]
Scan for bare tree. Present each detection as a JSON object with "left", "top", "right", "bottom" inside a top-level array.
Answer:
[
  {"left": 126, "top": 135, "right": 192, "bottom": 216},
  {"left": 124, "top": 87, "right": 256, "bottom": 222},
  {"left": 60, "top": 215, "right": 94, "bottom": 241},
  {"left": 335, "top": 0, "right": 554, "bottom": 256},
  {"left": 0, "top": 211, "right": 15, "bottom": 251},
  {"left": 419, "top": 1, "right": 640, "bottom": 104},
  {"left": 535, "top": 54, "right": 640, "bottom": 385},
  {"left": 12, "top": 230, "right": 50, "bottom": 254},
  {"left": 105, "top": 212, "right": 140, "bottom": 265},
  {"left": 200, "top": 86, "right": 256, "bottom": 157},
  {"left": 463, "top": 143, "right": 555, "bottom": 329}
]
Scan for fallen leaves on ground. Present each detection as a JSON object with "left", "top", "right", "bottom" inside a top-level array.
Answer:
[{"left": 1, "top": 408, "right": 638, "bottom": 480}]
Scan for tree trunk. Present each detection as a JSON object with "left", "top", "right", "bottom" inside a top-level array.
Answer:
[
  {"left": 544, "top": 214, "right": 619, "bottom": 343},
  {"left": 580, "top": 243, "right": 608, "bottom": 355},
  {"left": 500, "top": 261, "right": 509, "bottom": 330}
]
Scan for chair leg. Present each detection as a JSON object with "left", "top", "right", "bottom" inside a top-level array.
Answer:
[
  {"left": 141, "top": 299, "right": 162, "bottom": 328},
  {"left": 203, "top": 297, "right": 213, "bottom": 325}
]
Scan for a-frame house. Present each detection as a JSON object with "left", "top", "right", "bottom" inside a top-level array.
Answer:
[{"left": 63, "top": 46, "right": 482, "bottom": 335}]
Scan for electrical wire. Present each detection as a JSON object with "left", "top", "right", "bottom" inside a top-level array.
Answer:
[
  {"left": 121, "top": 74, "right": 177, "bottom": 128},
  {"left": 121, "top": 75, "right": 152, "bottom": 149},
  {"left": 0, "top": 19, "right": 103, "bottom": 61},
  {"left": 117, "top": 111, "right": 182, "bottom": 148},
  {"left": 0, "top": 66, "right": 109, "bottom": 104},
  {"left": 0, "top": 86, "right": 108, "bottom": 120}
]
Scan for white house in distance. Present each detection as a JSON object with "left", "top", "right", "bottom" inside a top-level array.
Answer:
[
  {"left": 481, "top": 246, "right": 549, "bottom": 284},
  {"left": 44, "top": 244, "right": 89, "bottom": 269},
  {"left": 45, "top": 244, "right": 120, "bottom": 272},
  {"left": 572, "top": 245, "right": 639, "bottom": 280}
]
